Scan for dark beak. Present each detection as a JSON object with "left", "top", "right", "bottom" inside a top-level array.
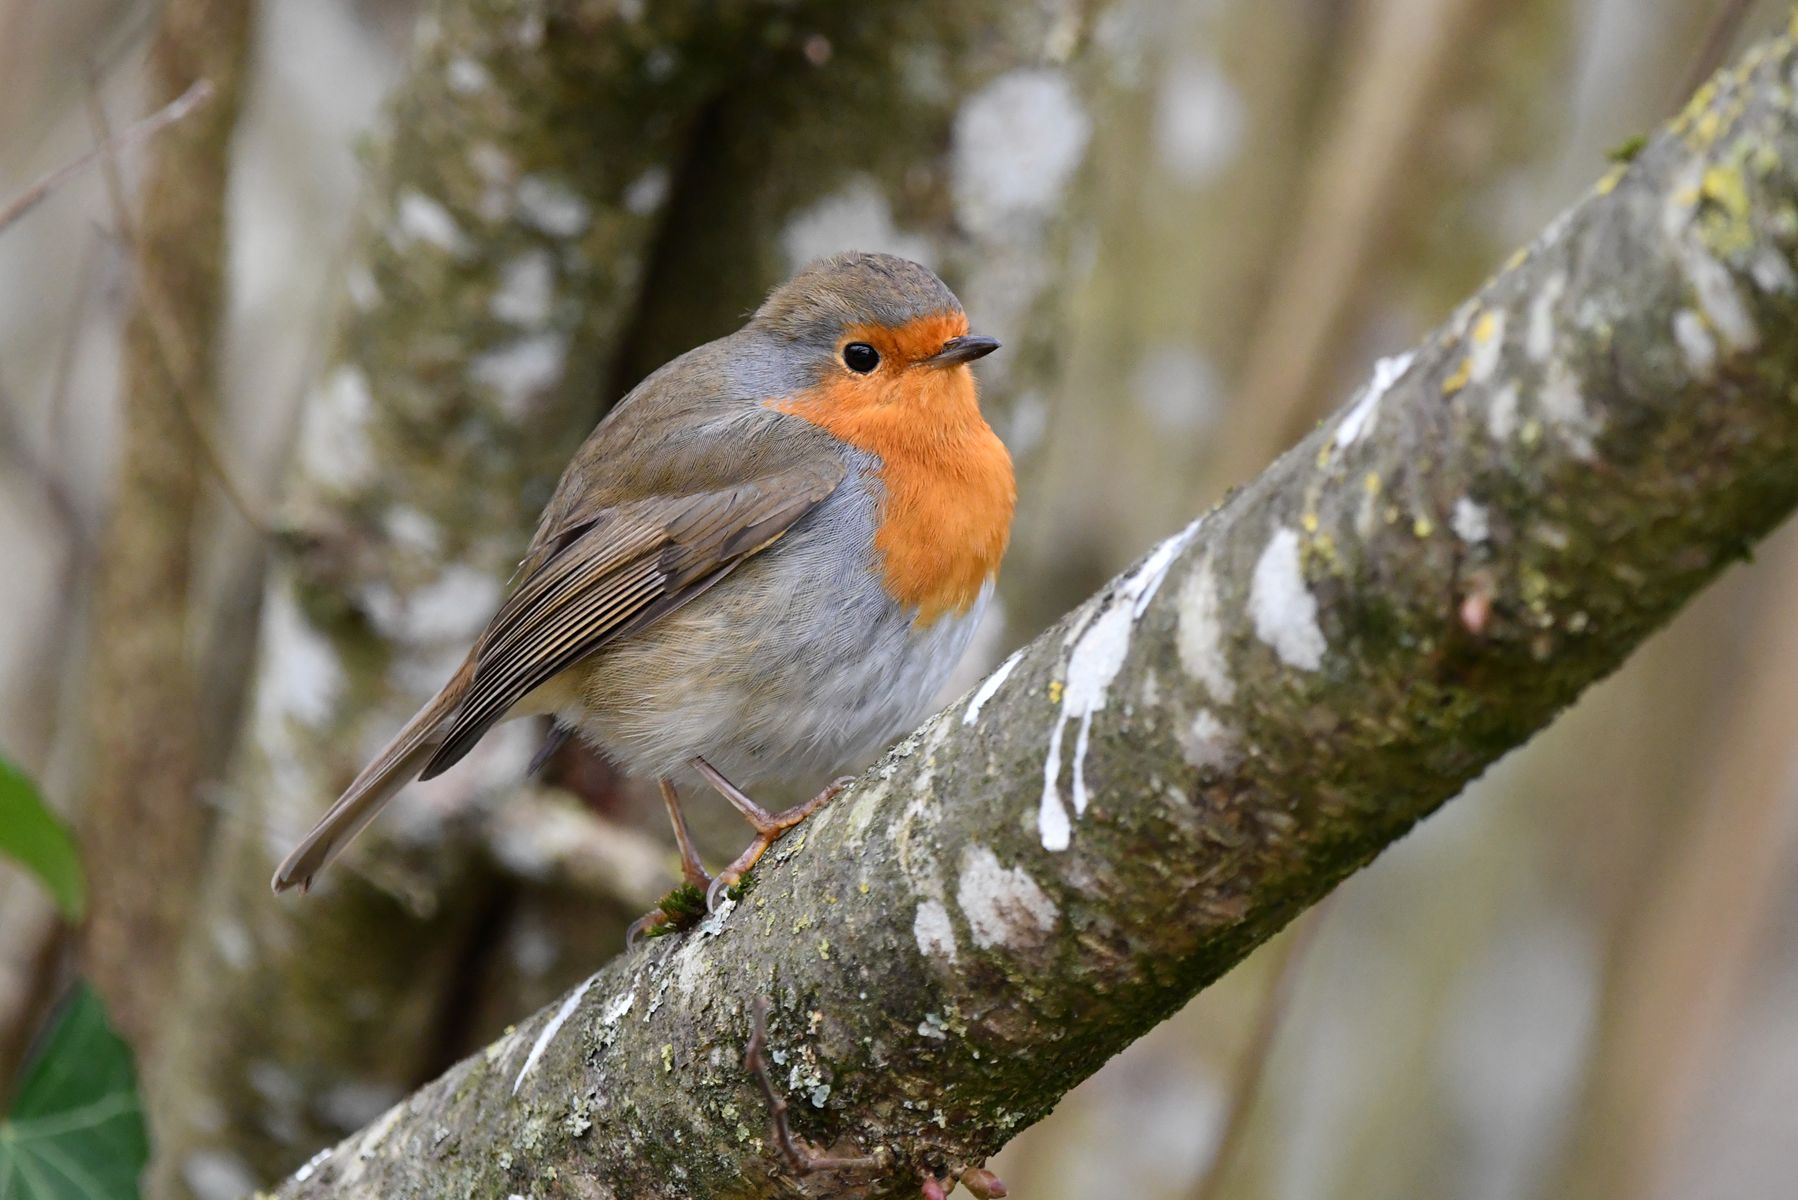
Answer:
[{"left": 923, "top": 334, "right": 1001, "bottom": 368}]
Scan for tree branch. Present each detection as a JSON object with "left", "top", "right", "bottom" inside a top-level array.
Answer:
[{"left": 275, "top": 22, "right": 1798, "bottom": 1200}]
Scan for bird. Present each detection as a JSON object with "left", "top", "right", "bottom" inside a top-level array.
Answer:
[{"left": 271, "top": 252, "right": 1014, "bottom": 934}]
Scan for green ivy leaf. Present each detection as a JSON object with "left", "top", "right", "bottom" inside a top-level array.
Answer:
[
  {"left": 0, "top": 984, "right": 148, "bottom": 1200},
  {"left": 0, "top": 757, "right": 83, "bottom": 921}
]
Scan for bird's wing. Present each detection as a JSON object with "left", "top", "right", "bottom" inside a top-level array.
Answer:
[{"left": 418, "top": 455, "right": 846, "bottom": 779}]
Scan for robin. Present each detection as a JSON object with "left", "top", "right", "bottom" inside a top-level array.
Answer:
[{"left": 272, "top": 252, "right": 1014, "bottom": 935}]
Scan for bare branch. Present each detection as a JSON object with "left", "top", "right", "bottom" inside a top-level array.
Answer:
[{"left": 0, "top": 77, "right": 213, "bottom": 237}]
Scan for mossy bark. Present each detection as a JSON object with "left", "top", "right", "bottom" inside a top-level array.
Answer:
[
  {"left": 274, "top": 26, "right": 1798, "bottom": 1200},
  {"left": 79, "top": 0, "right": 254, "bottom": 1051}
]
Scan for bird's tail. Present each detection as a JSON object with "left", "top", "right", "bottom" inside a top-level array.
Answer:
[{"left": 270, "top": 656, "right": 472, "bottom": 893}]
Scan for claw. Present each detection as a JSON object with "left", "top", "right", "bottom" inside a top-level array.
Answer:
[
  {"left": 689, "top": 763, "right": 858, "bottom": 914},
  {"left": 626, "top": 911, "right": 660, "bottom": 949}
]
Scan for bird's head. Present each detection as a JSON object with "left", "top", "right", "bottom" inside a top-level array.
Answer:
[{"left": 751, "top": 253, "right": 1000, "bottom": 408}]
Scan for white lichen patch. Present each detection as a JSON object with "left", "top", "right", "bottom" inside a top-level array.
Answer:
[
  {"left": 913, "top": 899, "right": 959, "bottom": 962},
  {"left": 952, "top": 68, "right": 1091, "bottom": 236},
  {"left": 1175, "top": 560, "right": 1235, "bottom": 703},
  {"left": 491, "top": 250, "right": 557, "bottom": 326},
  {"left": 1039, "top": 624, "right": 1116, "bottom": 848},
  {"left": 1181, "top": 709, "right": 1236, "bottom": 772},
  {"left": 1470, "top": 310, "right": 1506, "bottom": 385},
  {"left": 1527, "top": 272, "right": 1566, "bottom": 362},
  {"left": 184, "top": 1150, "right": 259, "bottom": 1200},
  {"left": 1749, "top": 246, "right": 1797, "bottom": 293},
  {"left": 1452, "top": 497, "right": 1491, "bottom": 545},
  {"left": 1154, "top": 50, "right": 1245, "bottom": 187},
  {"left": 1672, "top": 308, "right": 1718, "bottom": 377},
  {"left": 392, "top": 189, "right": 472, "bottom": 257},
  {"left": 1487, "top": 382, "right": 1521, "bottom": 442},
  {"left": 253, "top": 581, "right": 343, "bottom": 732},
  {"left": 366, "top": 563, "right": 500, "bottom": 646},
  {"left": 955, "top": 844, "right": 1058, "bottom": 950},
  {"left": 513, "top": 974, "right": 597, "bottom": 1094},
  {"left": 1683, "top": 247, "right": 1757, "bottom": 349},
  {"left": 445, "top": 56, "right": 492, "bottom": 95},
  {"left": 840, "top": 777, "right": 890, "bottom": 847},
  {"left": 1540, "top": 358, "right": 1600, "bottom": 460},
  {"left": 1334, "top": 352, "right": 1415, "bottom": 448},
  {"left": 470, "top": 333, "right": 569, "bottom": 414},
  {"left": 1038, "top": 524, "right": 1200, "bottom": 850},
  {"left": 382, "top": 505, "right": 441, "bottom": 556},
  {"left": 599, "top": 986, "right": 636, "bottom": 1026},
  {"left": 291, "top": 1146, "right": 332, "bottom": 1184},
  {"left": 1662, "top": 164, "right": 1758, "bottom": 351},
  {"left": 963, "top": 647, "right": 1025, "bottom": 726},
  {"left": 1248, "top": 528, "right": 1325, "bottom": 671},
  {"left": 298, "top": 364, "right": 375, "bottom": 490},
  {"left": 515, "top": 175, "right": 592, "bottom": 238},
  {"left": 623, "top": 166, "right": 670, "bottom": 217},
  {"left": 780, "top": 177, "right": 934, "bottom": 272},
  {"left": 211, "top": 918, "right": 252, "bottom": 972},
  {"left": 670, "top": 931, "right": 717, "bottom": 998},
  {"left": 1127, "top": 517, "right": 1204, "bottom": 617},
  {"left": 468, "top": 142, "right": 515, "bottom": 186}
]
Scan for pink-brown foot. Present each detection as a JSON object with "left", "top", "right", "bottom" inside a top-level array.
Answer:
[
  {"left": 626, "top": 780, "right": 718, "bottom": 948},
  {"left": 694, "top": 762, "right": 854, "bottom": 911}
]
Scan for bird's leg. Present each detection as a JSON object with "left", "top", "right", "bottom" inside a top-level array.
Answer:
[
  {"left": 693, "top": 757, "right": 854, "bottom": 910},
  {"left": 659, "top": 778, "right": 712, "bottom": 890},
  {"left": 625, "top": 779, "right": 716, "bottom": 948}
]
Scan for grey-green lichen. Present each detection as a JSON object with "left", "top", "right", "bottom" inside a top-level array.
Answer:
[{"left": 276, "top": 26, "right": 1798, "bottom": 1200}]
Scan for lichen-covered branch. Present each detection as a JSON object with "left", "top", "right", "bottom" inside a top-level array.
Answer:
[{"left": 276, "top": 24, "right": 1798, "bottom": 1200}]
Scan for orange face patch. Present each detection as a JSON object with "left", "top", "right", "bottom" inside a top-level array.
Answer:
[{"left": 770, "top": 311, "right": 1015, "bottom": 625}]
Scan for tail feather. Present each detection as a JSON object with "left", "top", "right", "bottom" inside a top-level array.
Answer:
[{"left": 270, "top": 659, "right": 471, "bottom": 894}]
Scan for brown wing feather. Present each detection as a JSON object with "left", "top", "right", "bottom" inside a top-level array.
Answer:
[{"left": 418, "top": 460, "right": 844, "bottom": 780}]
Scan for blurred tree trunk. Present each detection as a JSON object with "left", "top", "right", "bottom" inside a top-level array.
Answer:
[{"left": 78, "top": 0, "right": 254, "bottom": 1053}]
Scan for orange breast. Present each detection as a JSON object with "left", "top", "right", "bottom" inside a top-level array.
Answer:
[{"left": 770, "top": 314, "right": 1015, "bottom": 626}]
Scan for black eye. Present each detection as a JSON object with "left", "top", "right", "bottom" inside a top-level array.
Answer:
[{"left": 843, "top": 342, "right": 880, "bottom": 374}]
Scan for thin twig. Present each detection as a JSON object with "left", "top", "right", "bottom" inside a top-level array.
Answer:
[
  {"left": 745, "top": 997, "right": 882, "bottom": 1176},
  {"left": 1188, "top": 905, "right": 1329, "bottom": 1200},
  {"left": 84, "top": 76, "right": 271, "bottom": 536},
  {"left": 0, "top": 78, "right": 213, "bottom": 238}
]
